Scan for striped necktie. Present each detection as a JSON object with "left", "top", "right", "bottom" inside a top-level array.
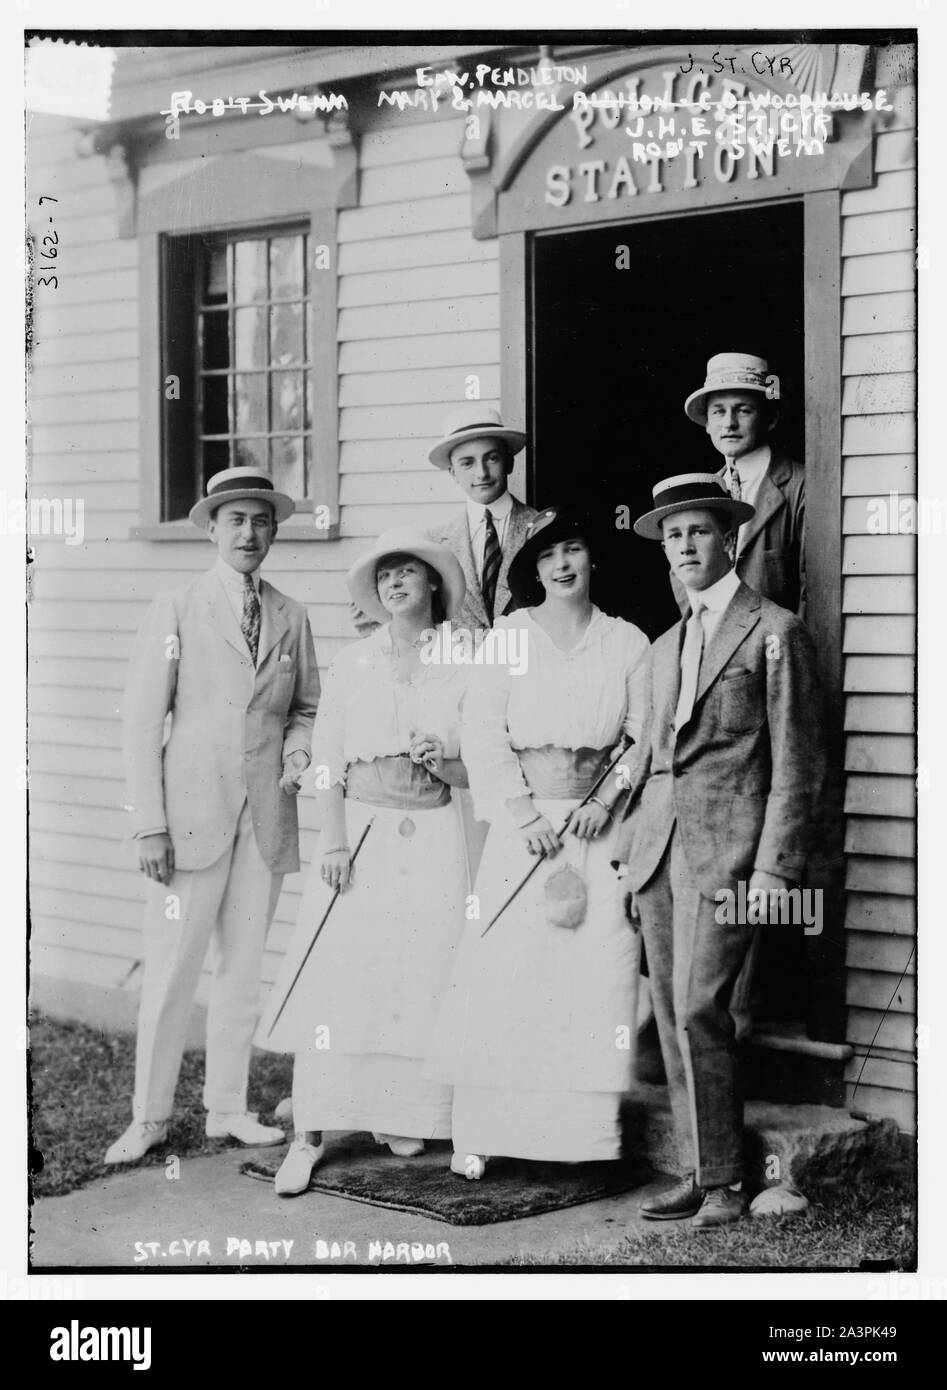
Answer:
[
  {"left": 241, "top": 573, "right": 261, "bottom": 666},
  {"left": 725, "top": 459, "right": 742, "bottom": 501},
  {"left": 481, "top": 508, "right": 501, "bottom": 624}
]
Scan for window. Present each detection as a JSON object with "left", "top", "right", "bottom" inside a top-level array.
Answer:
[
  {"left": 135, "top": 144, "right": 348, "bottom": 540},
  {"left": 163, "top": 225, "right": 316, "bottom": 521}
]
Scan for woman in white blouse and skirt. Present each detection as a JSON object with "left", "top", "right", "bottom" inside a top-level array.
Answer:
[
  {"left": 430, "top": 507, "right": 651, "bottom": 1176},
  {"left": 258, "top": 527, "right": 470, "bottom": 1196}
]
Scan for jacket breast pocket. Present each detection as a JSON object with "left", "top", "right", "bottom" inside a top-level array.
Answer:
[{"left": 718, "top": 668, "right": 765, "bottom": 735}]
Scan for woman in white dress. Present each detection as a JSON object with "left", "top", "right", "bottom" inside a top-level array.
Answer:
[
  {"left": 258, "top": 527, "right": 471, "bottom": 1196},
  {"left": 430, "top": 507, "right": 651, "bottom": 1176}
]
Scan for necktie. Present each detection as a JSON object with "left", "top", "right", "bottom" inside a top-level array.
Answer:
[
  {"left": 725, "top": 460, "right": 742, "bottom": 501},
  {"left": 481, "top": 508, "right": 501, "bottom": 624},
  {"left": 674, "top": 600, "right": 705, "bottom": 732},
  {"left": 241, "top": 574, "right": 261, "bottom": 666}
]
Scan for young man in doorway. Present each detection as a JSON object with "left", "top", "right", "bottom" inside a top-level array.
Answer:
[{"left": 614, "top": 473, "right": 824, "bottom": 1227}]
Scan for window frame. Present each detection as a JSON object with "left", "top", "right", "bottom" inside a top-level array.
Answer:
[{"left": 133, "top": 150, "right": 342, "bottom": 542}]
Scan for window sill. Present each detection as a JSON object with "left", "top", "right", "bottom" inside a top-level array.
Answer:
[{"left": 130, "top": 520, "right": 341, "bottom": 542}]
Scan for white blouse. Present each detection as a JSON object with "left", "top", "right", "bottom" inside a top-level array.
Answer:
[
  {"left": 311, "top": 624, "right": 468, "bottom": 787},
  {"left": 462, "top": 608, "right": 652, "bottom": 822}
]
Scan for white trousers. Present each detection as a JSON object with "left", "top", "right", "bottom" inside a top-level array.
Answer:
[{"left": 132, "top": 801, "right": 283, "bottom": 1122}]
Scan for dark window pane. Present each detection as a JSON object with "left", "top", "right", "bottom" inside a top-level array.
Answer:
[
  {"left": 270, "top": 371, "right": 304, "bottom": 433},
  {"left": 201, "top": 310, "right": 230, "bottom": 370},
  {"left": 201, "top": 375, "right": 230, "bottom": 435},
  {"left": 234, "top": 239, "right": 268, "bottom": 303},
  {"left": 202, "top": 438, "right": 231, "bottom": 482},
  {"left": 270, "top": 436, "right": 304, "bottom": 497},
  {"left": 234, "top": 438, "right": 267, "bottom": 470},
  {"left": 234, "top": 307, "right": 268, "bottom": 370},
  {"left": 270, "top": 303, "right": 304, "bottom": 366},
  {"left": 203, "top": 242, "right": 229, "bottom": 304},
  {"left": 235, "top": 373, "right": 268, "bottom": 435},
  {"left": 270, "top": 236, "right": 304, "bottom": 300}
]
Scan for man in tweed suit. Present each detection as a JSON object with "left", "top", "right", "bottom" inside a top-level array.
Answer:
[
  {"left": 614, "top": 473, "right": 824, "bottom": 1228},
  {"left": 106, "top": 468, "right": 320, "bottom": 1164}
]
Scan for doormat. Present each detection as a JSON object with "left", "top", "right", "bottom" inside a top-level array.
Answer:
[{"left": 240, "top": 1133, "right": 650, "bottom": 1226}]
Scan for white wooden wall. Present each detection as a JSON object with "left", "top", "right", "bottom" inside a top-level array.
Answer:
[
  {"left": 27, "top": 105, "right": 500, "bottom": 1028},
  {"left": 839, "top": 83, "right": 917, "bottom": 1129}
]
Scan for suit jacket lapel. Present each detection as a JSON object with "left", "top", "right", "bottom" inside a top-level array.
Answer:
[
  {"left": 734, "top": 448, "right": 790, "bottom": 554},
  {"left": 495, "top": 496, "right": 532, "bottom": 616},
  {"left": 695, "top": 582, "right": 760, "bottom": 703},
  {"left": 445, "top": 512, "right": 489, "bottom": 628},
  {"left": 201, "top": 568, "right": 251, "bottom": 659},
  {"left": 258, "top": 580, "right": 289, "bottom": 666}
]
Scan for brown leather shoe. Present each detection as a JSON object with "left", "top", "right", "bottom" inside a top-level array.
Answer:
[
  {"left": 691, "top": 1186, "right": 749, "bottom": 1229},
  {"left": 639, "top": 1175, "right": 703, "bottom": 1220}
]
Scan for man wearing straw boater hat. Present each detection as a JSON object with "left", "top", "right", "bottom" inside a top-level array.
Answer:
[
  {"left": 349, "top": 405, "right": 537, "bottom": 637},
  {"left": 613, "top": 473, "right": 824, "bottom": 1227},
  {"left": 678, "top": 352, "right": 806, "bottom": 619},
  {"left": 105, "top": 467, "right": 320, "bottom": 1164}
]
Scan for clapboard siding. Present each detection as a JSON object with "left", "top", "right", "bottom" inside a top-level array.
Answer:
[
  {"left": 28, "top": 104, "right": 502, "bottom": 1014},
  {"left": 839, "top": 121, "right": 916, "bottom": 1125}
]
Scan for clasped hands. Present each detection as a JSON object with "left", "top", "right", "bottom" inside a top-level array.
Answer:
[{"left": 518, "top": 800, "right": 611, "bottom": 858}]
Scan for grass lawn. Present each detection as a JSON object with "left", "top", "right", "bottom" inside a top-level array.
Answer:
[
  {"left": 30, "top": 1013, "right": 293, "bottom": 1198},
  {"left": 501, "top": 1174, "right": 916, "bottom": 1268}
]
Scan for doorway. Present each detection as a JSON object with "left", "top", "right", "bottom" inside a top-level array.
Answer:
[
  {"left": 531, "top": 202, "right": 820, "bottom": 1043},
  {"left": 531, "top": 201, "right": 805, "bottom": 642}
]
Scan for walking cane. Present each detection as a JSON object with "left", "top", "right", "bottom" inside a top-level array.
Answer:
[
  {"left": 480, "top": 735, "right": 632, "bottom": 938},
  {"left": 265, "top": 816, "right": 375, "bottom": 1037}
]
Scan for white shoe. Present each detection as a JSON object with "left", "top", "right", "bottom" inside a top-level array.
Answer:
[
  {"left": 104, "top": 1120, "right": 169, "bottom": 1165},
  {"left": 274, "top": 1097, "right": 293, "bottom": 1124},
  {"left": 450, "top": 1153, "right": 487, "bottom": 1180},
  {"left": 274, "top": 1136, "right": 326, "bottom": 1196},
  {"left": 205, "top": 1111, "right": 286, "bottom": 1145},
  {"left": 372, "top": 1132, "right": 425, "bottom": 1157}
]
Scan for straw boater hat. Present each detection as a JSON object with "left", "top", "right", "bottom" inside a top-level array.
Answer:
[
  {"left": 684, "top": 352, "right": 774, "bottom": 424},
  {"left": 189, "top": 466, "right": 296, "bottom": 528},
  {"left": 346, "top": 526, "right": 466, "bottom": 625},
  {"left": 428, "top": 403, "right": 527, "bottom": 470},
  {"left": 633, "top": 473, "right": 755, "bottom": 541}
]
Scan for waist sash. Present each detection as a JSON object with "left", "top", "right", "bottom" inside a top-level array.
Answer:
[
  {"left": 516, "top": 744, "right": 612, "bottom": 800},
  {"left": 345, "top": 755, "right": 452, "bottom": 810}
]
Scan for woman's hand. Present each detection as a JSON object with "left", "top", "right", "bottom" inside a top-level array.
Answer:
[
  {"left": 567, "top": 802, "right": 611, "bottom": 841},
  {"left": 321, "top": 850, "right": 353, "bottom": 892},
  {"left": 409, "top": 731, "right": 446, "bottom": 780},
  {"left": 519, "top": 814, "right": 561, "bottom": 859}
]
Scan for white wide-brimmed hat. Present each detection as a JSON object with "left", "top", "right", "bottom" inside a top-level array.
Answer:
[
  {"left": 684, "top": 352, "right": 774, "bottom": 424},
  {"left": 634, "top": 473, "right": 755, "bottom": 540},
  {"left": 347, "top": 526, "right": 466, "bottom": 624},
  {"left": 428, "top": 403, "right": 527, "bottom": 470},
  {"left": 189, "top": 466, "right": 296, "bottom": 528}
]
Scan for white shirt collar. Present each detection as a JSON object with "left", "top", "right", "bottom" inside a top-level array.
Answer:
[
  {"left": 215, "top": 556, "right": 261, "bottom": 592},
  {"left": 466, "top": 488, "right": 513, "bottom": 530},
  {"left": 727, "top": 442, "right": 770, "bottom": 485},
  {"left": 689, "top": 565, "right": 740, "bottom": 615}
]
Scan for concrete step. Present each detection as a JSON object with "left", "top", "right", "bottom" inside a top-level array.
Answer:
[{"left": 622, "top": 1084, "right": 905, "bottom": 1189}]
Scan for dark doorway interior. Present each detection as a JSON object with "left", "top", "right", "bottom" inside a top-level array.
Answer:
[
  {"left": 531, "top": 203, "right": 813, "bottom": 1041},
  {"left": 531, "top": 201, "right": 804, "bottom": 643}
]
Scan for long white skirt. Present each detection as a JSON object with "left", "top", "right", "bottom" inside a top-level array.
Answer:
[
  {"left": 257, "top": 797, "right": 468, "bottom": 1138},
  {"left": 428, "top": 798, "right": 639, "bottom": 1162}
]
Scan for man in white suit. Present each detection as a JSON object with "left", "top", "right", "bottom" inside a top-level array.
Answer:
[{"left": 105, "top": 468, "right": 320, "bottom": 1164}]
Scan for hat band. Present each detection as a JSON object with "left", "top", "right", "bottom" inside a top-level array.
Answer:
[
  {"left": 702, "top": 371, "right": 768, "bottom": 389},
  {"left": 449, "top": 421, "right": 505, "bottom": 436},
  {"left": 652, "top": 483, "right": 732, "bottom": 511},
  {"left": 207, "top": 474, "right": 274, "bottom": 497}
]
